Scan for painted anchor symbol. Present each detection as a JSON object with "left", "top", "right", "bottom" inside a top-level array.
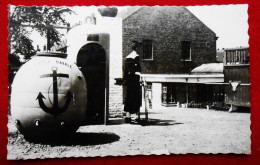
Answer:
[{"left": 36, "top": 67, "right": 73, "bottom": 116}]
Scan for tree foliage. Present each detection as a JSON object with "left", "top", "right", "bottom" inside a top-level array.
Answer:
[
  {"left": 9, "top": 6, "right": 72, "bottom": 60},
  {"left": 12, "top": 36, "right": 35, "bottom": 60},
  {"left": 98, "top": 6, "right": 118, "bottom": 17}
]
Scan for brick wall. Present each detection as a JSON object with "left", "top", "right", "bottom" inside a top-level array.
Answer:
[
  {"left": 123, "top": 6, "right": 217, "bottom": 74},
  {"left": 122, "top": 6, "right": 217, "bottom": 110}
]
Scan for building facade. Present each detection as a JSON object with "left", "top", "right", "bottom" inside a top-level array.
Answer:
[
  {"left": 223, "top": 47, "right": 250, "bottom": 110},
  {"left": 122, "top": 6, "right": 223, "bottom": 109}
]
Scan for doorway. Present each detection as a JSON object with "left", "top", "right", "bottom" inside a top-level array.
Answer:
[{"left": 77, "top": 43, "right": 107, "bottom": 124}]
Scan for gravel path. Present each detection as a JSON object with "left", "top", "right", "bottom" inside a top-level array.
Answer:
[{"left": 7, "top": 107, "right": 251, "bottom": 159}]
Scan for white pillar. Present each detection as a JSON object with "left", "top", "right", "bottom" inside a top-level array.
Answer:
[{"left": 152, "top": 83, "right": 162, "bottom": 110}]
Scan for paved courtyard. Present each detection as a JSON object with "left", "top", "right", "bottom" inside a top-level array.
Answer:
[{"left": 7, "top": 107, "right": 251, "bottom": 159}]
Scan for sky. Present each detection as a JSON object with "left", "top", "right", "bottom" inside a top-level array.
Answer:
[
  {"left": 64, "top": 5, "right": 249, "bottom": 50},
  {"left": 187, "top": 5, "right": 249, "bottom": 49},
  {"left": 29, "top": 5, "right": 249, "bottom": 51}
]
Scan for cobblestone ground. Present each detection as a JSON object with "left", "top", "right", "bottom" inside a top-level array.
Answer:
[{"left": 7, "top": 107, "right": 251, "bottom": 159}]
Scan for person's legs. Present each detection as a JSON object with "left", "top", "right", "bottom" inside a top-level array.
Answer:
[
  {"left": 135, "top": 111, "right": 140, "bottom": 121},
  {"left": 125, "top": 112, "right": 131, "bottom": 123}
]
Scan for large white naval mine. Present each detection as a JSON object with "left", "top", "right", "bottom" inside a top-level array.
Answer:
[{"left": 11, "top": 52, "right": 87, "bottom": 141}]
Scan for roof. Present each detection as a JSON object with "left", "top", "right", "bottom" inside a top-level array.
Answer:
[
  {"left": 182, "top": 7, "right": 216, "bottom": 35},
  {"left": 224, "top": 46, "right": 249, "bottom": 51},
  {"left": 191, "top": 63, "right": 223, "bottom": 73},
  {"left": 117, "top": 6, "right": 142, "bottom": 20},
  {"left": 141, "top": 73, "right": 224, "bottom": 83},
  {"left": 119, "top": 6, "right": 216, "bottom": 35}
]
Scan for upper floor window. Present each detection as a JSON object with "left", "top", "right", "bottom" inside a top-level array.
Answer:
[
  {"left": 143, "top": 39, "right": 153, "bottom": 60},
  {"left": 181, "top": 41, "right": 191, "bottom": 61}
]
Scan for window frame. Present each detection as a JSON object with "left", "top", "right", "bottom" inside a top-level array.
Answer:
[
  {"left": 162, "top": 84, "right": 168, "bottom": 104},
  {"left": 142, "top": 39, "right": 153, "bottom": 61},
  {"left": 161, "top": 83, "right": 177, "bottom": 105},
  {"left": 181, "top": 41, "right": 192, "bottom": 61},
  {"left": 146, "top": 82, "right": 153, "bottom": 101}
]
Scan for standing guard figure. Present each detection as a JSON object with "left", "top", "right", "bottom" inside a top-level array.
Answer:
[{"left": 123, "top": 41, "right": 142, "bottom": 123}]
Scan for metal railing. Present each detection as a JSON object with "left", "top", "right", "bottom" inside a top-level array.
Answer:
[{"left": 224, "top": 47, "right": 249, "bottom": 65}]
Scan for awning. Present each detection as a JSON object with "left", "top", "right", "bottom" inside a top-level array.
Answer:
[
  {"left": 191, "top": 63, "right": 223, "bottom": 73},
  {"left": 141, "top": 74, "right": 224, "bottom": 84}
]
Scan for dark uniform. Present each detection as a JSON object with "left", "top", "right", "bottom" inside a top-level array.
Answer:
[{"left": 124, "top": 51, "right": 142, "bottom": 114}]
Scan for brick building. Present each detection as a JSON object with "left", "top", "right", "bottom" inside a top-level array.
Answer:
[{"left": 121, "top": 6, "right": 223, "bottom": 109}]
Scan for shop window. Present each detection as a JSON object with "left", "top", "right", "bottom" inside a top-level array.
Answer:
[
  {"left": 181, "top": 41, "right": 191, "bottom": 61},
  {"left": 143, "top": 82, "right": 153, "bottom": 109},
  {"left": 162, "top": 83, "right": 176, "bottom": 105},
  {"left": 143, "top": 39, "right": 153, "bottom": 60},
  {"left": 146, "top": 83, "right": 152, "bottom": 109},
  {"left": 147, "top": 82, "right": 152, "bottom": 99}
]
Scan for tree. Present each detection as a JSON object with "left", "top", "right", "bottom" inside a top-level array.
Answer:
[
  {"left": 98, "top": 6, "right": 118, "bottom": 17},
  {"left": 12, "top": 35, "right": 35, "bottom": 60},
  {"left": 9, "top": 6, "right": 72, "bottom": 60}
]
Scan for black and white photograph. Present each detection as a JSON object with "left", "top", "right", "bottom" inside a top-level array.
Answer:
[{"left": 7, "top": 5, "right": 250, "bottom": 159}]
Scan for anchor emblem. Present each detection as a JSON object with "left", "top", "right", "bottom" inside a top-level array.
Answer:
[{"left": 36, "top": 67, "right": 73, "bottom": 116}]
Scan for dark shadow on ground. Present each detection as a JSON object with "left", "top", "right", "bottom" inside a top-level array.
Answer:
[
  {"left": 233, "top": 107, "right": 250, "bottom": 113},
  {"left": 51, "top": 132, "right": 120, "bottom": 146},
  {"left": 108, "top": 118, "right": 182, "bottom": 126},
  {"left": 19, "top": 132, "right": 120, "bottom": 146},
  {"left": 108, "top": 118, "right": 126, "bottom": 125},
  {"left": 135, "top": 118, "right": 183, "bottom": 126}
]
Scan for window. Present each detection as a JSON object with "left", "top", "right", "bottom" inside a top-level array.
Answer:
[
  {"left": 162, "top": 83, "right": 176, "bottom": 105},
  {"left": 162, "top": 85, "right": 168, "bottom": 104},
  {"left": 143, "top": 82, "right": 153, "bottom": 109},
  {"left": 87, "top": 34, "right": 99, "bottom": 41},
  {"left": 143, "top": 39, "right": 153, "bottom": 60},
  {"left": 37, "top": 45, "right": 40, "bottom": 51},
  {"left": 147, "top": 83, "right": 152, "bottom": 90},
  {"left": 181, "top": 41, "right": 191, "bottom": 61},
  {"left": 146, "top": 82, "right": 152, "bottom": 100},
  {"left": 144, "top": 83, "right": 152, "bottom": 96}
]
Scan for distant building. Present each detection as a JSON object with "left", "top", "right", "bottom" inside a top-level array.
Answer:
[
  {"left": 216, "top": 49, "right": 225, "bottom": 63},
  {"left": 223, "top": 47, "right": 250, "bottom": 111}
]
